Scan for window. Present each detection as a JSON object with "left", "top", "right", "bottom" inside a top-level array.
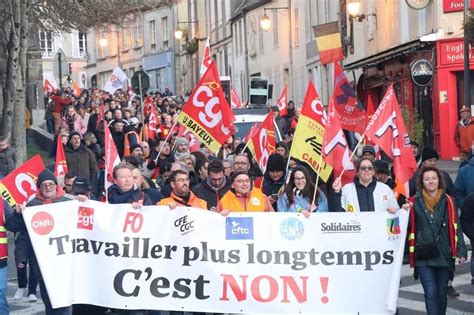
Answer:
[
  {"left": 294, "top": 8, "right": 299, "bottom": 46},
  {"left": 239, "top": 21, "right": 243, "bottom": 56},
  {"left": 122, "top": 28, "right": 131, "bottom": 50},
  {"left": 273, "top": 10, "right": 278, "bottom": 47},
  {"left": 149, "top": 20, "right": 156, "bottom": 51},
  {"left": 78, "top": 32, "right": 87, "bottom": 57},
  {"left": 134, "top": 20, "right": 143, "bottom": 47},
  {"left": 162, "top": 17, "right": 169, "bottom": 50},
  {"left": 258, "top": 15, "right": 264, "bottom": 52},
  {"left": 40, "top": 31, "right": 54, "bottom": 57}
]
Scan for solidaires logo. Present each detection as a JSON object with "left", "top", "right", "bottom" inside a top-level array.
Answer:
[
  {"left": 386, "top": 217, "right": 401, "bottom": 235},
  {"left": 280, "top": 218, "right": 304, "bottom": 240}
]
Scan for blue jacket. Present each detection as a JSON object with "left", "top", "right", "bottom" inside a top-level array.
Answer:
[
  {"left": 277, "top": 190, "right": 328, "bottom": 213},
  {"left": 455, "top": 157, "right": 474, "bottom": 207}
]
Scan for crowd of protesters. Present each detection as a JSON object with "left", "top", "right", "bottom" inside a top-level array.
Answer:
[{"left": 0, "top": 84, "right": 471, "bottom": 315}]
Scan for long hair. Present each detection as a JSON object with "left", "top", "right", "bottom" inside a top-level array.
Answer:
[
  {"left": 416, "top": 166, "right": 445, "bottom": 193},
  {"left": 284, "top": 165, "right": 317, "bottom": 205}
]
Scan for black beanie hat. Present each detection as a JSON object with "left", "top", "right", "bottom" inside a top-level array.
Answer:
[
  {"left": 37, "top": 169, "right": 58, "bottom": 188},
  {"left": 374, "top": 160, "right": 389, "bottom": 175},
  {"left": 421, "top": 146, "right": 439, "bottom": 163},
  {"left": 130, "top": 143, "right": 143, "bottom": 152},
  {"left": 266, "top": 153, "right": 285, "bottom": 172}
]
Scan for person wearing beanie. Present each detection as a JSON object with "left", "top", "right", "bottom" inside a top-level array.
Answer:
[
  {"left": 174, "top": 137, "right": 190, "bottom": 161},
  {"left": 262, "top": 153, "right": 287, "bottom": 209},
  {"left": 361, "top": 145, "right": 376, "bottom": 161},
  {"left": 12, "top": 168, "right": 71, "bottom": 314},
  {"left": 217, "top": 171, "right": 274, "bottom": 214}
]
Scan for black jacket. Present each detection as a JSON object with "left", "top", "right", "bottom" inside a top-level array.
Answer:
[
  {"left": 192, "top": 177, "right": 231, "bottom": 209},
  {"left": 461, "top": 192, "right": 474, "bottom": 241},
  {"left": 107, "top": 184, "right": 152, "bottom": 205}
]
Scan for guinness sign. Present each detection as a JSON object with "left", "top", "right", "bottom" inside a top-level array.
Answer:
[{"left": 410, "top": 59, "right": 433, "bottom": 87}]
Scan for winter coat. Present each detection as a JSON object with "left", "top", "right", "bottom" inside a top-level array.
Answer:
[
  {"left": 0, "top": 200, "right": 14, "bottom": 268},
  {"left": 460, "top": 192, "right": 474, "bottom": 241},
  {"left": 0, "top": 147, "right": 16, "bottom": 177},
  {"left": 454, "top": 157, "right": 474, "bottom": 207},
  {"left": 409, "top": 168, "right": 455, "bottom": 198},
  {"left": 454, "top": 118, "right": 474, "bottom": 154},
  {"left": 65, "top": 142, "right": 98, "bottom": 184},
  {"left": 9, "top": 188, "right": 70, "bottom": 281},
  {"left": 192, "top": 177, "right": 231, "bottom": 209},
  {"left": 107, "top": 184, "right": 152, "bottom": 205},
  {"left": 262, "top": 171, "right": 286, "bottom": 197},
  {"left": 277, "top": 190, "right": 329, "bottom": 213},
  {"left": 61, "top": 114, "right": 87, "bottom": 136},
  {"left": 411, "top": 192, "right": 467, "bottom": 271}
]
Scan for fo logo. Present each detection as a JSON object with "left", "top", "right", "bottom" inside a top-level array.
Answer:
[
  {"left": 77, "top": 207, "right": 95, "bottom": 230},
  {"left": 280, "top": 218, "right": 304, "bottom": 240},
  {"left": 31, "top": 211, "right": 54, "bottom": 235},
  {"left": 387, "top": 217, "right": 401, "bottom": 235}
]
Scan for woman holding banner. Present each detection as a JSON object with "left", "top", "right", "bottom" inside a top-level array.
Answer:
[
  {"left": 277, "top": 165, "right": 328, "bottom": 215},
  {"left": 408, "top": 166, "right": 467, "bottom": 315},
  {"left": 332, "top": 158, "right": 400, "bottom": 213}
]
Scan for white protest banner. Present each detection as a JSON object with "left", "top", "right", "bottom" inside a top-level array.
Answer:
[
  {"left": 103, "top": 67, "right": 128, "bottom": 94},
  {"left": 24, "top": 200, "right": 408, "bottom": 314}
]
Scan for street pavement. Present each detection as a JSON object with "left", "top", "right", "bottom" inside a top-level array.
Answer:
[{"left": 7, "top": 159, "right": 473, "bottom": 314}]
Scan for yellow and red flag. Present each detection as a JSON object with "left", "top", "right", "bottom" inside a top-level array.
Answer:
[
  {"left": 363, "top": 84, "right": 417, "bottom": 188},
  {"left": 290, "top": 81, "right": 332, "bottom": 182},
  {"left": 54, "top": 134, "right": 68, "bottom": 178},
  {"left": 313, "top": 21, "right": 344, "bottom": 65},
  {"left": 247, "top": 112, "right": 276, "bottom": 173},
  {"left": 177, "top": 62, "right": 235, "bottom": 152},
  {"left": 72, "top": 81, "right": 81, "bottom": 97},
  {"left": 276, "top": 85, "right": 288, "bottom": 116},
  {"left": 0, "top": 155, "right": 45, "bottom": 207}
]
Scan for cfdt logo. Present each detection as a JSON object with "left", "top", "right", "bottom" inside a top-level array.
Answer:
[
  {"left": 280, "top": 218, "right": 304, "bottom": 240},
  {"left": 226, "top": 217, "right": 254, "bottom": 240},
  {"left": 387, "top": 217, "right": 401, "bottom": 236},
  {"left": 31, "top": 211, "right": 54, "bottom": 235},
  {"left": 174, "top": 215, "right": 195, "bottom": 235},
  {"left": 77, "top": 207, "right": 94, "bottom": 230}
]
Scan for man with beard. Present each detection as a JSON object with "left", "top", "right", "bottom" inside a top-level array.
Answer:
[
  {"left": 159, "top": 170, "right": 207, "bottom": 209},
  {"left": 111, "top": 121, "right": 125, "bottom": 159},
  {"left": 193, "top": 160, "right": 231, "bottom": 210},
  {"left": 147, "top": 140, "right": 175, "bottom": 177},
  {"left": 64, "top": 132, "right": 97, "bottom": 193},
  {"left": 13, "top": 169, "right": 72, "bottom": 314}
]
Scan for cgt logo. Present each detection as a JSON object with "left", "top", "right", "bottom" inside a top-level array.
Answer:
[
  {"left": 280, "top": 218, "right": 304, "bottom": 240},
  {"left": 31, "top": 211, "right": 54, "bottom": 235},
  {"left": 226, "top": 217, "right": 254, "bottom": 240},
  {"left": 387, "top": 217, "right": 401, "bottom": 236},
  {"left": 175, "top": 215, "right": 195, "bottom": 235},
  {"left": 77, "top": 207, "right": 95, "bottom": 230}
]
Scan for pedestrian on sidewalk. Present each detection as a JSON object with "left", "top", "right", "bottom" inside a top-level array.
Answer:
[{"left": 460, "top": 192, "right": 474, "bottom": 285}]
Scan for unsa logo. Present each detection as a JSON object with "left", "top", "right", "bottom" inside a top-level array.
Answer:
[
  {"left": 31, "top": 211, "right": 54, "bottom": 235},
  {"left": 280, "top": 218, "right": 304, "bottom": 240}
]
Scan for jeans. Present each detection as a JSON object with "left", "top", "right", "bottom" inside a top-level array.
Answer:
[
  {"left": 46, "top": 118, "right": 55, "bottom": 134},
  {"left": 17, "top": 264, "right": 38, "bottom": 295},
  {"left": 0, "top": 266, "right": 9, "bottom": 314},
  {"left": 39, "top": 280, "right": 72, "bottom": 315},
  {"left": 416, "top": 266, "right": 451, "bottom": 315}
]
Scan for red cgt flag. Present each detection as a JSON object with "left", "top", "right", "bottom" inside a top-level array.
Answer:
[
  {"left": 247, "top": 112, "right": 276, "bottom": 173},
  {"left": 104, "top": 124, "right": 121, "bottom": 191},
  {"left": 230, "top": 88, "right": 243, "bottom": 108},
  {"left": 144, "top": 100, "right": 158, "bottom": 141},
  {"left": 200, "top": 38, "right": 213, "bottom": 77},
  {"left": 177, "top": 62, "right": 235, "bottom": 152},
  {"left": 276, "top": 85, "right": 288, "bottom": 116},
  {"left": 323, "top": 96, "right": 355, "bottom": 185},
  {"left": 0, "top": 155, "right": 45, "bottom": 207},
  {"left": 54, "top": 134, "right": 68, "bottom": 178},
  {"left": 333, "top": 62, "right": 367, "bottom": 134},
  {"left": 363, "top": 84, "right": 417, "bottom": 184}
]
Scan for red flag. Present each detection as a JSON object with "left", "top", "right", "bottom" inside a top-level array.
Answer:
[
  {"left": 177, "top": 124, "right": 200, "bottom": 152},
  {"left": 0, "top": 155, "right": 45, "bottom": 207},
  {"left": 145, "top": 103, "right": 158, "bottom": 140},
  {"left": 54, "top": 134, "right": 69, "bottom": 178},
  {"left": 276, "top": 85, "right": 288, "bottom": 116},
  {"left": 43, "top": 79, "right": 56, "bottom": 93},
  {"left": 200, "top": 38, "right": 213, "bottom": 77},
  {"left": 323, "top": 96, "right": 355, "bottom": 185},
  {"left": 333, "top": 63, "right": 367, "bottom": 133},
  {"left": 177, "top": 62, "right": 235, "bottom": 152},
  {"left": 72, "top": 81, "right": 81, "bottom": 97},
  {"left": 104, "top": 124, "right": 121, "bottom": 190},
  {"left": 366, "top": 93, "right": 376, "bottom": 118},
  {"left": 243, "top": 121, "right": 260, "bottom": 143},
  {"left": 363, "top": 84, "right": 417, "bottom": 184},
  {"left": 230, "top": 88, "right": 243, "bottom": 108},
  {"left": 247, "top": 112, "right": 276, "bottom": 173}
]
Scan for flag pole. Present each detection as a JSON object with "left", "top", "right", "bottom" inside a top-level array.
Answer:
[
  {"left": 154, "top": 120, "right": 178, "bottom": 164},
  {"left": 311, "top": 152, "right": 324, "bottom": 207},
  {"left": 338, "top": 135, "right": 364, "bottom": 179}
]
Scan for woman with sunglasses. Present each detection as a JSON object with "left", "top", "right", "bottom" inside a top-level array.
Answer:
[
  {"left": 277, "top": 165, "right": 328, "bottom": 215},
  {"left": 332, "top": 158, "right": 400, "bottom": 213}
]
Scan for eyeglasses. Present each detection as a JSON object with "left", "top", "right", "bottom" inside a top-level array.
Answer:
[
  {"left": 41, "top": 182, "right": 56, "bottom": 188},
  {"left": 294, "top": 177, "right": 306, "bottom": 182},
  {"left": 359, "top": 166, "right": 374, "bottom": 172}
]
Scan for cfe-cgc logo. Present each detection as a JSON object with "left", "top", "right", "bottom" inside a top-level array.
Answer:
[
  {"left": 226, "top": 217, "right": 254, "bottom": 240},
  {"left": 280, "top": 218, "right": 304, "bottom": 240},
  {"left": 175, "top": 215, "right": 195, "bottom": 235},
  {"left": 77, "top": 207, "right": 95, "bottom": 230},
  {"left": 387, "top": 217, "right": 401, "bottom": 240},
  {"left": 31, "top": 211, "right": 54, "bottom": 235}
]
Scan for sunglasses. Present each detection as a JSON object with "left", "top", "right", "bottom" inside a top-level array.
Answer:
[{"left": 359, "top": 166, "right": 374, "bottom": 172}]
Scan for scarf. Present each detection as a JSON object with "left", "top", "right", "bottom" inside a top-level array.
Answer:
[{"left": 421, "top": 188, "right": 443, "bottom": 213}]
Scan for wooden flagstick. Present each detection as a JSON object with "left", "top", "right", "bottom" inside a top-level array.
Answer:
[
  {"left": 311, "top": 152, "right": 324, "bottom": 208},
  {"left": 337, "top": 135, "right": 365, "bottom": 179},
  {"left": 154, "top": 120, "right": 178, "bottom": 164}
]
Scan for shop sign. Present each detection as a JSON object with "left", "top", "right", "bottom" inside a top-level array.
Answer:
[
  {"left": 405, "top": 0, "right": 431, "bottom": 10},
  {"left": 439, "top": 41, "right": 474, "bottom": 66},
  {"left": 410, "top": 59, "right": 433, "bottom": 87},
  {"left": 443, "top": 0, "right": 474, "bottom": 13}
]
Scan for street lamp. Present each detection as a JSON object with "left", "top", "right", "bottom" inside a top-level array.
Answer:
[
  {"left": 346, "top": 0, "right": 376, "bottom": 54},
  {"left": 99, "top": 37, "right": 108, "bottom": 47},
  {"left": 260, "top": 14, "right": 271, "bottom": 31},
  {"left": 347, "top": 0, "right": 361, "bottom": 17},
  {"left": 174, "top": 28, "right": 184, "bottom": 40}
]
